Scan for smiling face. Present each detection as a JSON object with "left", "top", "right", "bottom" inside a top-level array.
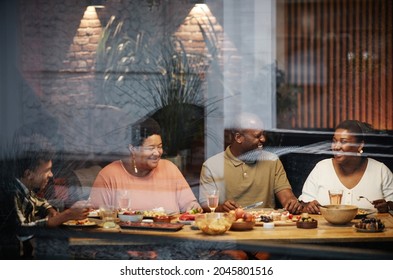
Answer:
[
  {"left": 131, "top": 134, "right": 163, "bottom": 172},
  {"left": 24, "top": 160, "right": 53, "bottom": 191},
  {"left": 331, "top": 128, "right": 364, "bottom": 164},
  {"left": 238, "top": 129, "right": 265, "bottom": 153}
]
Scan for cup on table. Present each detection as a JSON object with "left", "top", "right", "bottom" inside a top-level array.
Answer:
[
  {"left": 100, "top": 206, "right": 117, "bottom": 228},
  {"left": 118, "top": 197, "right": 130, "bottom": 211},
  {"left": 328, "top": 189, "right": 343, "bottom": 205},
  {"left": 206, "top": 189, "right": 219, "bottom": 213}
]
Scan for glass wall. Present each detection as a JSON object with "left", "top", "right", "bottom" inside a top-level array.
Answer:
[{"left": 0, "top": 0, "right": 392, "bottom": 259}]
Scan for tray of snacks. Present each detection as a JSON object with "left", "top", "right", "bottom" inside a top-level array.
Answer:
[
  {"left": 354, "top": 217, "right": 385, "bottom": 232},
  {"left": 63, "top": 219, "right": 97, "bottom": 227},
  {"left": 296, "top": 215, "right": 318, "bottom": 229},
  {"left": 250, "top": 209, "right": 298, "bottom": 226},
  {"left": 119, "top": 221, "right": 184, "bottom": 231}
]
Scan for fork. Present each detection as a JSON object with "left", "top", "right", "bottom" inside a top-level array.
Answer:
[{"left": 357, "top": 196, "right": 373, "bottom": 204}]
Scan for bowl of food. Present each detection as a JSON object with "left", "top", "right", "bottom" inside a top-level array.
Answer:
[
  {"left": 319, "top": 205, "right": 358, "bottom": 225},
  {"left": 153, "top": 215, "right": 171, "bottom": 223},
  {"left": 230, "top": 221, "right": 255, "bottom": 231},
  {"left": 194, "top": 213, "right": 235, "bottom": 235},
  {"left": 296, "top": 214, "right": 318, "bottom": 229},
  {"left": 118, "top": 210, "right": 144, "bottom": 223}
]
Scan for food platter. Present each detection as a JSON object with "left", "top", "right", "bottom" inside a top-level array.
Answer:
[
  {"left": 63, "top": 219, "right": 97, "bottom": 227},
  {"left": 119, "top": 221, "right": 184, "bottom": 231},
  {"left": 353, "top": 225, "right": 384, "bottom": 233},
  {"left": 354, "top": 208, "right": 376, "bottom": 219},
  {"left": 176, "top": 213, "right": 197, "bottom": 224},
  {"left": 255, "top": 220, "right": 297, "bottom": 227},
  {"left": 250, "top": 209, "right": 297, "bottom": 226},
  {"left": 178, "top": 213, "right": 196, "bottom": 221}
]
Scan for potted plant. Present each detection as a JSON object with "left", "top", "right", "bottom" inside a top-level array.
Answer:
[{"left": 95, "top": 16, "right": 218, "bottom": 169}]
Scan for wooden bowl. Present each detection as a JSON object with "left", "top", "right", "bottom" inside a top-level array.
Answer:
[
  {"left": 320, "top": 205, "right": 358, "bottom": 225},
  {"left": 296, "top": 220, "right": 318, "bottom": 229},
  {"left": 230, "top": 221, "right": 255, "bottom": 231},
  {"left": 153, "top": 215, "right": 171, "bottom": 223}
]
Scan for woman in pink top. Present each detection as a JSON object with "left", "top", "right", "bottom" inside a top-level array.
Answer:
[{"left": 89, "top": 117, "right": 201, "bottom": 214}]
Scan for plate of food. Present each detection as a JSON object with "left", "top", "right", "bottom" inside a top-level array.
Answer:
[
  {"left": 354, "top": 217, "right": 385, "bottom": 232},
  {"left": 142, "top": 208, "right": 177, "bottom": 219},
  {"left": 63, "top": 219, "right": 96, "bottom": 227},
  {"left": 119, "top": 221, "right": 184, "bottom": 231},
  {"left": 296, "top": 216, "right": 318, "bottom": 229},
  {"left": 354, "top": 208, "right": 376, "bottom": 219},
  {"left": 177, "top": 211, "right": 201, "bottom": 224},
  {"left": 354, "top": 227, "right": 385, "bottom": 233},
  {"left": 254, "top": 210, "right": 298, "bottom": 226}
]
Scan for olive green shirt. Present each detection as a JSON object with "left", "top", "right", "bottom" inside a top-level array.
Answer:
[{"left": 199, "top": 146, "right": 292, "bottom": 209}]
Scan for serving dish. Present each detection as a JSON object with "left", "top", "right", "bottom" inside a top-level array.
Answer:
[
  {"left": 354, "top": 208, "right": 376, "bottom": 219},
  {"left": 319, "top": 204, "right": 358, "bottom": 225},
  {"left": 119, "top": 213, "right": 144, "bottom": 222},
  {"left": 354, "top": 226, "right": 384, "bottom": 233},
  {"left": 194, "top": 213, "right": 234, "bottom": 235},
  {"left": 255, "top": 220, "right": 296, "bottom": 226},
  {"left": 119, "top": 221, "right": 184, "bottom": 231},
  {"left": 153, "top": 215, "right": 171, "bottom": 223},
  {"left": 63, "top": 219, "right": 96, "bottom": 227},
  {"left": 296, "top": 220, "right": 318, "bottom": 229},
  {"left": 230, "top": 221, "right": 255, "bottom": 231}
]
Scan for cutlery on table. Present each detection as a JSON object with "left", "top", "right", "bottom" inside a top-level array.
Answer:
[
  {"left": 357, "top": 196, "right": 373, "bottom": 205},
  {"left": 242, "top": 201, "right": 264, "bottom": 210}
]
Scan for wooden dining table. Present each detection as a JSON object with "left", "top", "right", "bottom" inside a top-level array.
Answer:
[{"left": 27, "top": 211, "right": 393, "bottom": 259}]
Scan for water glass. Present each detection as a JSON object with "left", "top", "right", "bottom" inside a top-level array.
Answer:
[{"left": 100, "top": 206, "right": 117, "bottom": 228}]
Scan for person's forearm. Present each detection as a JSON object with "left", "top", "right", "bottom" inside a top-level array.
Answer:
[{"left": 46, "top": 209, "right": 73, "bottom": 227}]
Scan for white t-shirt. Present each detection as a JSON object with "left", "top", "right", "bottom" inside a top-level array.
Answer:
[{"left": 299, "top": 158, "right": 393, "bottom": 208}]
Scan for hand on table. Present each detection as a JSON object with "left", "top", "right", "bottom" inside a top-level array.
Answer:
[
  {"left": 301, "top": 200, "right": 321, "bottom": 214},
  {"left": 372, "top": 199, "right": 390, "bottom": 213},
  {"left": 215, "top": 200, "right": 240, "bottom": 212},
  {"left": 67, "top": 200, "right": 91, "bottom": 220},
  {"left": 284, "top": 198, "right": 303, "bottom": 214}
]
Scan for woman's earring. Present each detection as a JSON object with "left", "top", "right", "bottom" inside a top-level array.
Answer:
[
  {"left": 133, "top": 158, "right": 138, "bottom": 174},
  {"left": 358, "top": 149, "right": 363, "bottom": 155}
]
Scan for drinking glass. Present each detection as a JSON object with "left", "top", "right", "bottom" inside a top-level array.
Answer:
[
  {"left": 118, "top": 191, "right": 130, "bottom": 211},
  {"left": 206, "top": 189, "right": 219, "bottom": 213},
  {"left": 328, "top": 189, "right": 343, "bottom": 205},
  {"left": 100, "top": 206, "right": 117, "bottom": 228}
]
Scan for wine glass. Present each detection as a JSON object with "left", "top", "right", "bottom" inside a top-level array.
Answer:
[
  {"left": 206, "top": 189, "right": 219, "bottom": 213},
  {"left": 118, "top": 191, "right": 130, "bottom": 211}
]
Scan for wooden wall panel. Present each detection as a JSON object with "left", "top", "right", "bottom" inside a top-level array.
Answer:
[{"left": 282, "top": 0, "right": 393, "bottom": 131}]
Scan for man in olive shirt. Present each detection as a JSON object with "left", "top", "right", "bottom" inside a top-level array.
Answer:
[{"left": 199, "top": 112, "right": 302, "bottom": 214}]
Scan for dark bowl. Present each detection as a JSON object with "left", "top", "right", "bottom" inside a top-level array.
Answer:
[
  {"left": 230, "top": 221, "right": 255, "bottom": 231},
  {"left": 296, "top": 220, "right": 318, "bottom": 229},
  {"left": 153, "top": 215, "right": 171, "bottom": 223}
]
